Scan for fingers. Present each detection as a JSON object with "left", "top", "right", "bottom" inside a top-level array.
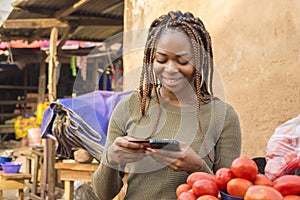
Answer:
[
  {"left": 108, "top": 136, "right": 147, "bottom": 164},
  {"left": 115, "top": 136, "right": 147, "bottom": 150},
  {"left": 145, "top": 148, "right": 181, "bottom": 166}
]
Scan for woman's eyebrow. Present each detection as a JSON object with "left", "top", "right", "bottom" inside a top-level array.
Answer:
[
  {"left": 155, "top": 51, "right": 167, "bottom": 56},
  {"left": 156, "top": 51, "right": 191, "bottom": 57}
]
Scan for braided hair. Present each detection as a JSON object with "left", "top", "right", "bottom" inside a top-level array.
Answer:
[
  {"left": 138, "top": 11, "right": 214, "bottom": 115},
  {"left": 137, "top": 11, "right": 215, "bottom": 159}
]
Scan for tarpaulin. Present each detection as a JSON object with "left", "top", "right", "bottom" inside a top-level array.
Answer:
[{"left": 41, "top": 90, "right": 132, "bottom": 161}]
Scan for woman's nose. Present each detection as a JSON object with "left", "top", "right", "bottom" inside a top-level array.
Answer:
[{"left": 164, "top": 61, "right": 179, "bottom": 73}]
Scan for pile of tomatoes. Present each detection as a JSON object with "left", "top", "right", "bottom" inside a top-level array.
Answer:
[{"left": 176, "top": 156, "right": 300, "bottom": 200}]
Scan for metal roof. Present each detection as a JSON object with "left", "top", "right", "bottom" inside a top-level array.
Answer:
[{"left": 0, "top": 0, "right": 124, "bottom": 43}]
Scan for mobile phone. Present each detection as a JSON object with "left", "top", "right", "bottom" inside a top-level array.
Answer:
[
  {"left": 129, "top": 139, "right": 180, "bottom": 151},
  {"left": 149, "top": 139, "right": 180, "bottom": 151}
]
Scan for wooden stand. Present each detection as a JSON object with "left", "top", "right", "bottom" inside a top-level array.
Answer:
[
  {"left": 17, "top": 147, "right": 44, "bottom": 200},
  {"left": 55, "top": 162, "right": 98, "bottom": 200},
  {"left": 0, "top": 171, "right": 32, "bottom": 200},
  {"left": 0, "top": 124, "right": 14, "bottom": 145}
]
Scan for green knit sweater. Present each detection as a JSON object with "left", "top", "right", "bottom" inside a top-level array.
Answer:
[{"left": 92, "top": 92, "right": 241, "bottom": 200}]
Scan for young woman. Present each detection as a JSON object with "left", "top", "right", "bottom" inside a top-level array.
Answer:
[{"left": 92, "top": 11, "right": 242, "bottom": 200}]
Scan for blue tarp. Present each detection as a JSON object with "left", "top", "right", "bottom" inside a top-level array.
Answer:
[{"left": 40, "top": 90, "right": 132, "bottom": 161}]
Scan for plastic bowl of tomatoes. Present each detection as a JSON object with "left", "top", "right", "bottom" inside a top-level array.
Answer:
[{"left": 220, "top": 191, "right": 244, "bottom": 200}]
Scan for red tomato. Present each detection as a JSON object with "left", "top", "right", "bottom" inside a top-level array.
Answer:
[
  {"left": 283, "top": 195, "right": 300, "bottom": 200},
  {"left": 244, "top": 185, "right": 283, "bottom": 200},
  {"left": 253, "top": 174, "right": 272, "bottom": 186},
  {"left": 227, "top": 178, "right": 253, "bottom": 197},
  {"left": 187, "top": 172, "right": 215, "bottom": 186},
  {"left": 192, "top": 179, "right": 218, "bottom": 197},
  {"left": 176, "top": 183, "right": 192, "bottom": 197},
  {"left": 231, "top": 157, "right": 258, "bottom": 181},
  {"left": 215, "top": 167, "right": 235, "bottom": 191},
  {"left": 178, "top": 191, "right": 197, "bottom": 200},
  {"left": 273, "top": 175, "right": 300, "bottom": 196},
  {"left": 196, "top": 195, "right": 219, "bottom": 200},
  {"left": 188, "top": 189, "right": 193, "bottom": 193}
]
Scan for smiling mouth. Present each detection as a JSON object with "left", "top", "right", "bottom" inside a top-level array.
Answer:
[{"left": 162, "top": 76, "right": 183, "bottom": 83}]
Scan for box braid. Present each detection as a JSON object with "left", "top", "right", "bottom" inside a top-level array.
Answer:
[
  {"left": 137, "top": 11, "right": 216, "bottom": 162},
  {"left": 138, "top": 11, "right": 214, "bottom": 113}
]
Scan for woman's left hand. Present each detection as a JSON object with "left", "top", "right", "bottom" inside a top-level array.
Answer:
[{"left": 145, "top": 141, "right": 203, "bottom": 173}]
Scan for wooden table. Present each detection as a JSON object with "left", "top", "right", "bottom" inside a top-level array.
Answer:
[
  {"left": 55, "top": 162, "right": 98, "bottom": 200},
  {"left": 0, "top": 124, "right": 14, "bottom": 145},
  {"left": 0, "top": 171, "right": 32, "bottom": 200},
  {"left": 15, "top": 147, "right": 44, "bottom": 200}
]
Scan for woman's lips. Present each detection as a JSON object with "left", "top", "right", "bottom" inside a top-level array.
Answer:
[{"left": 161, "top": 76, "right": 184, "bottom": 86}]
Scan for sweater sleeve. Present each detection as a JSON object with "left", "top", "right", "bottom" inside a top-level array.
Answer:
[
  {"left": 92, "top": 95, "right": 131, "bottom": 199},
  {"left": 92, "top": 154, "right": 125, "bottom": 199},
  {"left": 213, "top": 104, "right": 242, "bottom": 172}
]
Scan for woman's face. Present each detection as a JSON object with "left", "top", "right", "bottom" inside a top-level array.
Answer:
[{"left": 153, "top": 29, "right": 195, "bottom": 95}]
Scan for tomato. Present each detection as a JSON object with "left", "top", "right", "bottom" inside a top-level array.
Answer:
[
  {"left": 227, "top": 178, "right": 253, "bottom": 197},
  {"left": 187, "top": 172, "right": 215, "bottom": 186},
  {"left": 192, "top": 179, "right": 218, "bottom": 197},
  {"left": 178, "top": 191, "right": 197, "bottom": 200},
  {"left": 244, "top": 185, "right": 283, "bottom": 200},
  {"left": 283, "top": 195, "right": 300, "bottom": 200},
  {"left": 253, "top": 174, "right": 272, "bottom": 186},
  {"left": 231, "top": 157, "right": 258, "bottom": 181},
  {"left": 176, "top": 183, "right": 192, "bottom": 197},
  {"left": 196, "top": 195, "right": 219, "bottom": 200},
  {"left": 273, "top": 175, "right": 300, "bottom": 196},
  {"left": 215, "top": 167, "right": 235, "bottom": 191}
]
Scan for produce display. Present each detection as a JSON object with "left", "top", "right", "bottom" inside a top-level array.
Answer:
[
  {"left": 265, "top": 114, "right": 300, "bottom": 181},
  {"left": 176, "top": 156, "right": 300, "bottom": 200}
]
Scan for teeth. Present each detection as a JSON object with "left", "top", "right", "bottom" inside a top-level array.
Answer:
[{"left": 163, "top": 77, "right": 181, "bottom": 83}]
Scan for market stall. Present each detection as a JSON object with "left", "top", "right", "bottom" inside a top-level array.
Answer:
[{"left": 0, "top": 0, "right": 125, "bottom": 199}]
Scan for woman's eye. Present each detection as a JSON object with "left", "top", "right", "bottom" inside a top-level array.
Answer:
[
  {"left": 155, "top": 54, "right": 167, "bottom": 64},
  {"left": 178, "top": 58, "right": 189, "bottom": 65},
  {"left": 156, "top": 59, "right": 167, "bottom": 64}
]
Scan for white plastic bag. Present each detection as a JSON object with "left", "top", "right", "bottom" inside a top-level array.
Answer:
[{"left": 265, "top": 114, "right": 300, "bottom": 180}]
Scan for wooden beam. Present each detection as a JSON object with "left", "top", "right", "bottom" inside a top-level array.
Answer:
[
  {"left": 12, "top": 0, "right": 90, "bottom": 18},
  {"left": 37, "top": 57, "right": 46, "bottom": 103},
  {"left": 54, "top": 0, "right": 91, "bottom": 18},
  {"left": 57, "top": 26, "right": 78, "bottom": 53},
  {"left": 3, "top": 19, "right": 68, "bottom": 29},
  {"left": 102, "top": 1, "right": 124, "bottom": 14},
  {"left": 68, "top": 17, "right": 123, "bottom": 26},
  {"left": 0, "top": 85, "right": 38, "bottom": 90},
  {"left": 29, "top": 29, "right": 53, "bottom": 42},
  {"left": 11, "top": 6, "right": 56, "bottom": 16}
]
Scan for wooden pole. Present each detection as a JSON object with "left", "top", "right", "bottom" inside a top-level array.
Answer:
[
  {"left": 47, "top": 27, "right": 58, "bottom": 102},
  {"left": 41, "top": 27, "right": 58, "bottom": 200},
  {"left": 37, "top": 56, "right": 46, "bottom": 103}
]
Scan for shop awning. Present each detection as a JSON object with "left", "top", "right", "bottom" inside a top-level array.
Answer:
[{"left": 0, "top": 0, "right": 124, "bottom": 45}]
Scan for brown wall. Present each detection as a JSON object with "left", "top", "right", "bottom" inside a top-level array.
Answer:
[{"left": 122, "top": 0, "right": 300, "bottom": 158}]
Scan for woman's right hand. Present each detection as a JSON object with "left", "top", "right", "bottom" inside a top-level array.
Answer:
[{"left": 107, "top": 136, "right": 147, "bottom": 165}]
